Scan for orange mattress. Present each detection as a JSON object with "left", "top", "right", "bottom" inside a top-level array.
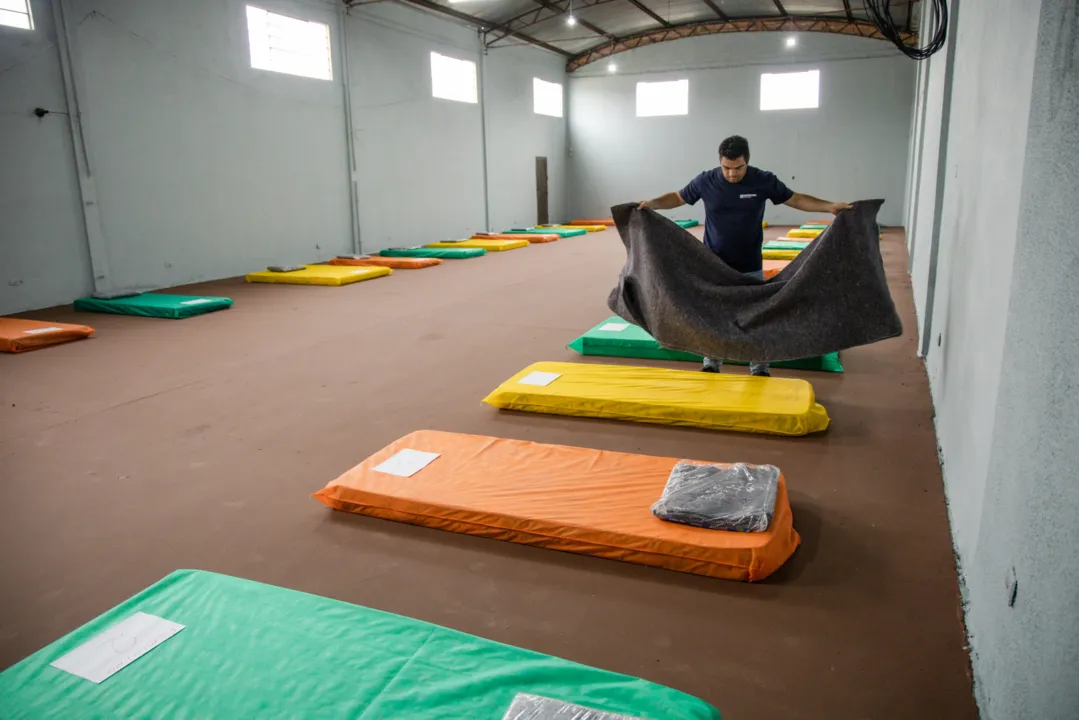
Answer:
[
  {"left": 762, "top": 259, "right": 790, "bottom": 279},
  {"left": 567, "top": 219, "right": 615, "bottom": 227},
  {"left": 472, "top": 232, "right": 559, "bottom": 244},
  {"left": 0, "top": 318, "right": 95, "bottom": 353},
  {"left": 329, "top": 256, "right": 441, "bottom": 269},
  {"left": 313, "top": 430, "right": 800, "bottom": 582}
]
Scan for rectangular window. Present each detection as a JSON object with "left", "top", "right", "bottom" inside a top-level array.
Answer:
[
  {"left": 246, "top": 5, "right": 332, "bottom": 81},
  {"left": 431, "top": 52, "right": 477, "bottom": 104},
  {"left": 533, "top": 78, "right": 563, "bottom": 118},
  {"left": 760, "top": 69, "right": 820, "bottom": 111},
  {"left": 635, "top": 79, "right": 689, "bottom": 117},
  {"left": 0, "top": 0, "right": 33, "bottom": 30}
]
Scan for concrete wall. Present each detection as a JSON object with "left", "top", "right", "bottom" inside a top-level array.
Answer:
[
  {"left": 346, "top": 4, "right": 568, "bottom": 251},
  {"left": 0, "top": 0, "right": 93, "bottom": 314},
  {"left": 484, "top": 44, "right": 567, "bottom": 231},
  {"left": 347, "top": 3, "right": 485, "bottom": 251},
  {"left": 919, "top": 0, "right": 1040, "bottom": 565},
  {"left": 72, "top": 0, "right": 353, "bottom": 290},
  {"left": 905, "top": 1, "right": 957, "bottom": 326},
  {"left": 970, "top": 5, "right": 1079, "bottom": 715},
  {"left": 908, "top": 0, "right": 1079, "bottom": 717},
  {"left": 0, "top": 0, "right": 567, "bottom": 313},
  {"left": 567, "top": 33, "right": 914, "bottom": 227}
]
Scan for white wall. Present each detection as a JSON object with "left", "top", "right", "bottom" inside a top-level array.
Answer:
[
  {"left": 484, "top": 44, "right": 567, "bottom": 230},
  {"left": 347, "top": 3, "right": 485, "bottom": 251},
  {"left": 970, "top": 4, "right": 1079, "bottom": 713},
  {"left": 0, "top": 0, "right": 567, "bottom": 313},
  {"left": 567, "top": 33, "right": 914, "bottom": 227},
  {"left": 346, "top": 4, "right": 567, "bottom": 250},
  {"left": 0, "top": 0, "right": 93, "bottom": 314},
  {"left": 919, "top": 0, "right": 1040, "bottom": 564},
  {"left": 908, "top": 0, "right": 1079, "bottom": 717},
  {"left": 71, "top": 0, "right": 353, "bottom": 290},
  {"left": 905, "top": 10, "right": 955, "bottom": 326}
]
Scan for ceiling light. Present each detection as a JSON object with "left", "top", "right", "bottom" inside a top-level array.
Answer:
[
  {"left": 607, "top": 62, "right": 617, "bottom": 72},
  {"left": 785, "top": 36, "right": 797, "bottom": 48},
  {"left": 566, "top": 14, "right": 577, "bottom": 26}
]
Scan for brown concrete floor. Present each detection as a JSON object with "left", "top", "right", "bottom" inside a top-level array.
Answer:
[{"left": 0, "top": 226, "right": 976, "bottom": 719}]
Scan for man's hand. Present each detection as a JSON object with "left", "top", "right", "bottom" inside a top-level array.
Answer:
[
  {"left": 785, "top": 193, "right": 852, "bottom": 215},
  {"left": 637, "top": 192, "right": 686, "bottom": 211}
]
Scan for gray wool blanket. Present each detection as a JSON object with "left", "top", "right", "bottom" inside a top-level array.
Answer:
[{"left": 606, "top": 199, "right": 902, "bottom": 363}]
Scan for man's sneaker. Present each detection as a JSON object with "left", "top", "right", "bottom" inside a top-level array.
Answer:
[
  {"left": 750, "top": 365, "right": 771, "bottom": 378},
  {"left": 701, "top": 358, "right": 722, "bottom": 373}
]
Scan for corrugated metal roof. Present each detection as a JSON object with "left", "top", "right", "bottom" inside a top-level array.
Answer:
[{"left": 356, "top": 0, "right": 913, "bottom": 67}]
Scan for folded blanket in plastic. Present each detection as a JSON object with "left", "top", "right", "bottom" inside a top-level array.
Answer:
[
  {"left": 652, "top": 462, "right": 780, "bottom": 532},
  {"left": 503, "top": 694, "right": 644, "bottom": 720}
]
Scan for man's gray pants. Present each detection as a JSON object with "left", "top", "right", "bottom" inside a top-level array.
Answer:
[{"left": 702, "top": 268, "right": 769, "bottom": 375}]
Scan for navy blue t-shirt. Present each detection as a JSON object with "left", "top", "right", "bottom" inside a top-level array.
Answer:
[{"left": 679, "top": 166, "right": 794, "bottom": 273}]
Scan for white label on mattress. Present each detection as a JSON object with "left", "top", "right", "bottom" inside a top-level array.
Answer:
[
  {"left": 50, "top": 612, "right": 185, "bottom": 684},
  {"left": 518, "top": 371, "right": 561, "bottom": 387},
  {"left": 179, "top": 298, "right": 215, "bottom": 306},
  {"left": 23, "top": 327, "right": 63, "bottom": 335},
  {"left": 373, "top": 449, "right": 441, "bottom": 477},
  {"left": 599, "top": 322, "right": 629, "bottom": 332}
]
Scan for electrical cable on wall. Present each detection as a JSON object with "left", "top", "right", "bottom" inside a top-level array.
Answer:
[{"left": 864, "top": 0, "right": 948, "bottom": 60}]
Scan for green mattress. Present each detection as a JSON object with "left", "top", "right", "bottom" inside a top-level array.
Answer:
[
  {"left": 73, "top": 293, "right": 233, "bottom": 319},
  {"left": 800, "top": 224, "right": 828, "bottom": 230},
  {"left": 568, "top": 317, "right": 844, "bottom": 373},
  {"left": 675, "top": 219, "right": 700, "bottom": 228},
  {"left": 763, "top": 241, "right": 811, "bottom": 251},
  {"left": 503, "top": 227, "right": 587, "bottom": 238},
  {"left": 0, "top": 570, "right": 719, "bottom": 719},
  {"left": 380, "top": 247, "right": 486, "bottom": 259}
]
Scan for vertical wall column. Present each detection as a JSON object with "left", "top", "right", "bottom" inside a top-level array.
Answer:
[
  {"left": 52, "top": 0, "right": 112, "bottom": 293},
  {"left": 339, "top": 4, "right": 362, "bottom": 255}
]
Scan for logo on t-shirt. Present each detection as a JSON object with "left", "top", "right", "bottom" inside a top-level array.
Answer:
[{"left": 739, "top": 193, "right": 758, "bottom": 199}]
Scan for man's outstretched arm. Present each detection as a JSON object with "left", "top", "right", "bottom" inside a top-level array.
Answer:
[
  {"left": 785, "top": 192, "right": 851, "bottom": 215},
  {"left": 638, "top": 192, "right": 687, "bottom": 211}
]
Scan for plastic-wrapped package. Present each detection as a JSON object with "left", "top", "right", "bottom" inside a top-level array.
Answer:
[
  {"left": 651, "top": 461, "right": 780, "bottom": 532},
  {"left": 502, "top": 694, "right": 645, "bottom": 720}
]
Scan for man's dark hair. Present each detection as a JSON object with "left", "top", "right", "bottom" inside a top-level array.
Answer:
[{"left": 719, "top": 135, "right": 750, "bottom": 162}]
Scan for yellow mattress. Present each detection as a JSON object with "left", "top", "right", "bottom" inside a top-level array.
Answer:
[
  {"left": 762, "top": 249, "right": 801, "bottom": 260},
  {"left": 544, "top": 224, "right": 606, "bottom": 233},
  {"left": 483, "top": 361, "right": 829, "bottom": 436},
  {"left": 426, "top": 239, "right": 528, "bottom": 252},
  {"left": 786, "top": 228, "right": 822, "bottom": 239},
  {"left": 245, "top": 265, "right": 392, "bottom": 286}
]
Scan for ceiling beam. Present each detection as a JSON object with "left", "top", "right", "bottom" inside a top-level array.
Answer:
[
  {"left": 486, "top": 0, "right": 619, "bottom": 48},
  {"left": 842, "top": 0, "right": 854, "bottom": 22},
  {"left": 625, "top": 0, "right": 672, "bottom": 27},
  {"left": 531, "top": 0, "right": 614, "bottom": 39},
  {"left": 566, "top": 16, "right": 917, "bottom": 71},
  {"left": 370, "top": 0, "right": 572, "bottom": 56},
  {"left": 771, "top": 0, "right": 788, "bottom": 15},
  {"left": 699, "top": 0, "right": 730, "bottom": 22}
]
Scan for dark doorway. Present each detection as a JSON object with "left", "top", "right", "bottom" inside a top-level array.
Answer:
[{"left": 535, "top": 156, "right": 549, "bottom": 225}]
